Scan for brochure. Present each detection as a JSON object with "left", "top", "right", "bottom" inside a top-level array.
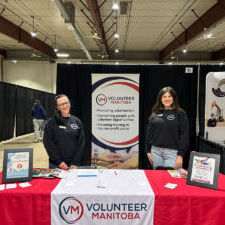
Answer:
[
  {"left": 168, "top": 169, "right": 187, "bottom": 178},
  {"left": 32, "top": 168, "right": 68, "bottom": 179}
]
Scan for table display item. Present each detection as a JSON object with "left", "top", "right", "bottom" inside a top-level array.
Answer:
[
  {"left": 2, "top": 148, "right": 33, "bottom": 183},
  {"left": 186, "top": 151, "right": 220, "bottom": 190}
]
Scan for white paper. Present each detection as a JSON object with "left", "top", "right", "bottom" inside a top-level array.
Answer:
[
  {"left": 0, "top": 184, "right": 5, "bottom": 191},
  {"left": 64, "top": 170, "right": 78, "bottom": 186},
  {"left": 164, "top": 183, "right": 177, "bottom": 189},
  {"left": 19, "top": 182, "right": 31, "bottom": 188},
  {"left": 191, "top": 156, "right": 215, "bottom": 185},
  {"left": 77, "top": 169, "right": 98, "bottom": 176},
  {"left": 96, "top": 179, "right": 107, "bottom": 188},
  {"left": 52, "top": 170, "right": 69, "bottom": 179},
  {"left": 6, "top": 183, "right": 17, "bottom": 189}
]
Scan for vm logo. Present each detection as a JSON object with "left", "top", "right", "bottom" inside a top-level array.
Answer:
[
  {"left": 59, "top": 197, "right": 83, "bottom": 224},
  {"left": 96, "top": 94, "right": 107, "bottom": 106}
]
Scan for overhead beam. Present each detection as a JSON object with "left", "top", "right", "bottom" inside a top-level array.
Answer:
[
  {"left": 0, "top": 49, "right": 6, "bottom": 57},
  {"left": 86, "top": 0, "right": 109, "bottom": 57},
  {"left": 0, "top": 15, "right": 55, "bottom": 58},
  {"left": 212, "top": 48, "right": 225, "bottom": 60},
  {"left": 160, "top": 0, "right": 225, "bottom": 59}
]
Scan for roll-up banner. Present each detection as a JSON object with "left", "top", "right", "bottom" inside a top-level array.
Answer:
[
  {"left": 205, "top": 72, "right": 225, "bottom": 143},
  {"left": 92, "top": 74, "right": 139, "bottom": 169}
]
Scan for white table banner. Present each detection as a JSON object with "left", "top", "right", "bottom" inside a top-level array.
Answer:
[{"left": 51, "top": 170, "right": 155, "bottom": 225}]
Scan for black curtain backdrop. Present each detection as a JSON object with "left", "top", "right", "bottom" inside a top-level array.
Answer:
[
  {"left": 199, "top": 65, "right": 225, "bottom": 137},
  {"left": 0, "top": 82, "right": 16, "bottom": 141},
  {"left": 0, "top": 81, "right": 55, "bottom": 140},
  {"left": 198, "top": 137, "right": 225, "bottom": 174},
  {"left": 16, "top": 85, "right": 55, "bottom": 136},
  {"left": 57, "top": 64, "right": 198, "bottom": 169}
]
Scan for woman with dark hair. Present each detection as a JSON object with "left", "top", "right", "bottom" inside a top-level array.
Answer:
[
  {"left": 145, "top": 86, "right": 189, "bottom": 169},
  {"left": 43, "top": 94, "right": 85, "bottom": 169}
]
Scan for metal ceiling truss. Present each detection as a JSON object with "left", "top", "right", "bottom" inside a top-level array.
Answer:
[
  {"left": 54, "top": 0, "right": 92, "bottom": 60},
  {"left": 85, "top": 0, "right": 110, "bottom": 57},
  {"left": 0, "top": 49, "right": 6, "bottom": 57},
  {"left": 160, "top": 0, "right": 225, "bottom": 60},
  {"left": 0, "top": 15, "right": 55, "bottom": 58},
  {"left": 212, "top": 48, "right": 225, "bottom": 60}
]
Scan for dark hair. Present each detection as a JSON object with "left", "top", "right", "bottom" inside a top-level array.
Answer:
[
  {"left": 54, "top": 94, "right": 70, "bottom": 125},
  {"left": 151, "top": 86, "right": 182, "bottom": 113},
  {"left": 54, "top": 94, "right": 70, "bottom": 108}
]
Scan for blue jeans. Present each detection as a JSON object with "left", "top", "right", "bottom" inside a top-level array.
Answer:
[{"left": 151, "top": 145, "right": 178, "bottom": 169}]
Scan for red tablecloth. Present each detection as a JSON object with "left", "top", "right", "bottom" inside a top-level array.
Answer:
[
  {"left": 0, "top": 174, "right": 60, "bottom": 225},
  {"left": 145, "top": 170, "right": 225, "bottom": 225},
  {"left": 1, "top": 171, "right": 225, "bottom": 225}
]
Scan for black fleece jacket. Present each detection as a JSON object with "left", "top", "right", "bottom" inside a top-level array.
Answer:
[
  {"left": 43, "top": 114, "right": 85, "bottom": 166},
  {"left": 145, "top": 109, "right": 189, "bottom": 156}
]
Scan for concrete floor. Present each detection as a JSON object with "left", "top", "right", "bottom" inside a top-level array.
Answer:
[{"left": 0, "top": 133, "right": 49, "bottom": 172}]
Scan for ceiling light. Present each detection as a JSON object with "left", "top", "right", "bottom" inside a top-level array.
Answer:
[
  {"left": 31, "top": 53, "right": 41, "bottom": 58},
  {"left": 30, "top": 16, "right": 37, "bottom": 37},
  {"left": 168, "top": 62, "right": 173, "bottom": 65},
  {"left": 182, "top": 49, "right": 187, "bottom": 53},
  {"left": 115, "top": 61, "right": 119, "bottom": 65},
  {"left": 206, "top": 33, "right": 212, "bottom": 38},
  {"left": 115, "top": 49, "right": 119, "bottom": 53},
  {"left": 112, "top": 2, "right": 119, "bottom": 10},
  {"left": 53, "top": 35, "right": 58, "bottom": 52},
  {"left": 30, "top": 31, "right": 37, "bottom": 37},
  {"left": 67, "top": 61, "right": 71, "bottom": 64},
  {"left": 12, "top": 59, "right": 17, "bottom": 64},
  {"left": 219, "top": 62, "right": 224, "bottom": 66},
  {"left": 114, "top": 33, "right": 119, "bottom": 39},
  {"left": 56, "top": 52, "right": 69, "bottom": 58}
]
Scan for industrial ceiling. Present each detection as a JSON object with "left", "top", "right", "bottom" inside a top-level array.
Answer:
[{"left": 0, "top": 0, "right": 225, "bottom": 63}]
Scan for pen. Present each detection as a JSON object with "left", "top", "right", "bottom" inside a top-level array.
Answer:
[{"left": 77, "top": 175, "right": 97, "bottom": 177}]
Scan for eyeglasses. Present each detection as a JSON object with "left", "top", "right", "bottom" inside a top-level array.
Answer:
[{"left": 57, "top": 101, "right": 69, "bottom": 107}]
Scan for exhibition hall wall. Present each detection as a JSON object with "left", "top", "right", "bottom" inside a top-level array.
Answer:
[{"left": 2, "top": 60, "right": 56, "bottom": 93}]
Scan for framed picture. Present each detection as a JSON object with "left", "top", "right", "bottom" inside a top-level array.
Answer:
[
  {"left": 186, "top": 151, "right": 220, "bottom": 190},
  {"left": 2, "top": 148, "right": 33, "bottom": 183}
]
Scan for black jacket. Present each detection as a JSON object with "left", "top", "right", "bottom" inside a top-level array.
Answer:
[
  {"left": 43, "top": 114, "right": 85, "bottom": 166},
  {"left": 145, "top": 109, "right": 189, "bottom": 156}
]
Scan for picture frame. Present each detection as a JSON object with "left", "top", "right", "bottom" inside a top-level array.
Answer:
[
  {"left": 186, "top": 151, "right": 220, "bottom": 190},
  {"left": 2, "top": 148, "right": 33, "bottom": 183}
]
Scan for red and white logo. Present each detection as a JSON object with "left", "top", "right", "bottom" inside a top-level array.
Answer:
[
  {"left": 96, "top": 94, "right": 107, "bottom": 106},
  {"left": 59, "top": 197, "right": 83, "bottom": 224}
]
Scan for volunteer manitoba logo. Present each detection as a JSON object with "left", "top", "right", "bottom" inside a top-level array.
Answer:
[
  {"left": 96, "top": 94, "right": 107, "bottom": 106},
  {"left": 71, "top": 123, "right": 78, "bottom": 129},
  {"left": 59, "top": 197, "right": 83, "bottom": 224},
  {"left": 167, "top": 114, "right": 175, "bottom": 120}
]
